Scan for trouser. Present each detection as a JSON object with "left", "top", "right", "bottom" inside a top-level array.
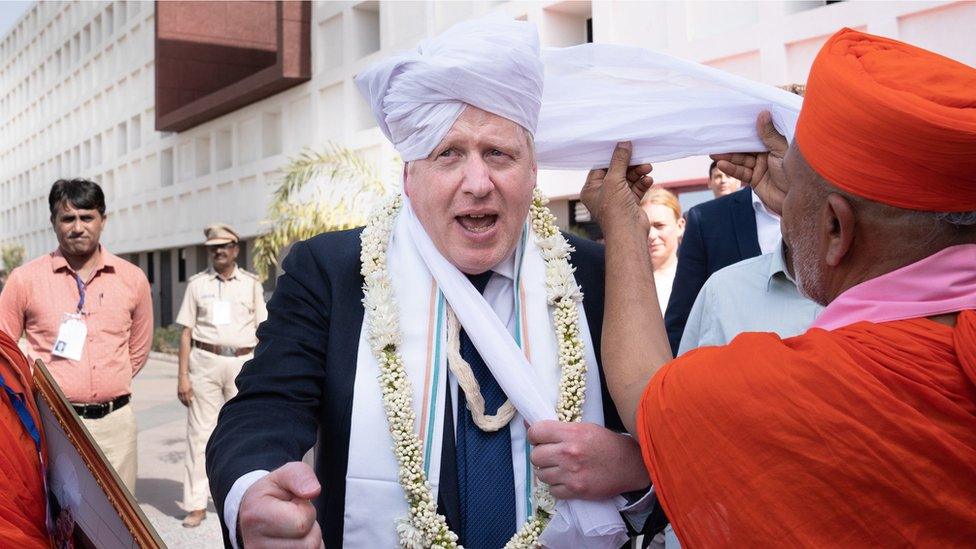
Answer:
[
  {"left": 81, "top": 404, "right": 138, "bottom": 494},
  {"left": 182, "top": 346, "right": 249, "bottom": 510}
]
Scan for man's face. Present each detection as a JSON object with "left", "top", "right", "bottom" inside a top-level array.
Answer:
[
  {"left": 708, "top": 167, "right": 742, "bottom": 198},
  {"left": 208, "top": 242, "right": 239, "bottom": 272},
  {"left": 51, "top": 201, "right": 105, "bottom": 258},
  {"left": 642, "top": 203, "right": 684, "bottom": 269},
  {"left": 781, "top": 143, "right": 830, "bottom": 305},
  {"left": 405, "top": 107, "right": 537, "bottom": 274}
]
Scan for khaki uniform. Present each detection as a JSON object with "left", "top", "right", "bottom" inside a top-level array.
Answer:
[{"left": 176, "top": 266, "right": 267, "bottom": 510}]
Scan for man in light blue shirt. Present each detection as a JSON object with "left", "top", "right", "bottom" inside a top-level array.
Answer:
[
  {"left": 648, "top": 239, "right": 822, "bottom": 548},
  {"left": 678, "top": 239, "right": 823, "bottom": 356}
]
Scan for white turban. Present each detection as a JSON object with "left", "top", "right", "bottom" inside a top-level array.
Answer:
[{"left": 354, "top": 16, "right": 543, "bottom": 162}]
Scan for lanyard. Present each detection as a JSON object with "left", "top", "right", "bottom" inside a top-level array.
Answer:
[
  {"left": 0, "top": 373, "right": 41, "bottom": 453},
  {"left": 1, "top": 371, "right": 50, "bottom": 533},
  {"left": 73, "top": 273, "right": 86, "bottom": 313}
]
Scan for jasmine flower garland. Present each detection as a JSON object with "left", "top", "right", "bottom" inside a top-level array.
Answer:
[{"left": 360, "top": 189, "right": 587, "bottom": 548}]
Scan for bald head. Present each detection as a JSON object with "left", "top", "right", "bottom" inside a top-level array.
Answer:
[{"left": 781, "top": 142, "right": 976, "bottom": 306}]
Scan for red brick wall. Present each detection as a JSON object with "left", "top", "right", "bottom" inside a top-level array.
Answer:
[{"left": 154, "top": 1, "right": 311, "bottom": 132}]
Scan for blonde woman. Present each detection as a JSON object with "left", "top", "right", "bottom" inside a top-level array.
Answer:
[{"left": 640, "top": 187, "right": 685, "bottom": 314}]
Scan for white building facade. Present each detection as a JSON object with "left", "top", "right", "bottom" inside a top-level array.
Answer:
[{"left": 2, "top": 0, "right": 974, "bottom": 325}]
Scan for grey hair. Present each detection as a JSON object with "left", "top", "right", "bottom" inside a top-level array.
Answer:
[
  {"left": 935, "top": 211, "right": 976, "bottom": 227},
  {"left": 902, "top": 209, "right": 976, "bottom": 250}
]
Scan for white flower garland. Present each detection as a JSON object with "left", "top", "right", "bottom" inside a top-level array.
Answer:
[{"left": 360, "top": 189, "right": 587, "bottom": 549}]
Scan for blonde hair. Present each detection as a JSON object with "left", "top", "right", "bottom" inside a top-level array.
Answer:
[{"left": 640, "top": 187, "right": 682, "bottom": 221}]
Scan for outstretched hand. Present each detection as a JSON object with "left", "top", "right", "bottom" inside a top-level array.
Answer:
[
  {"left": 581, "top": 142, "right": 653, "bottom": 233},
  {"left": 711, "top": 111, "right": 788, "bottom": 216}
]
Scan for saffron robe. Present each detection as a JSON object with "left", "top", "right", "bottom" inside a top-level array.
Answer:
[
  {"left": 637, "top": 311, "right": 976, "bottom": 546},
  {"left": 0, "top": 330, "right": 50, "bottom": 547}
]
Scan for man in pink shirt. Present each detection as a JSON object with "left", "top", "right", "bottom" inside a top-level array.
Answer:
[{"left": 0, "top": 178, "right": 152, "bottom": 492}]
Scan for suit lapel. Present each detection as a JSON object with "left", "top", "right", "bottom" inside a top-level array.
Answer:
[{"left": 731, "top": 188, "right": 762, "bottom": 259}]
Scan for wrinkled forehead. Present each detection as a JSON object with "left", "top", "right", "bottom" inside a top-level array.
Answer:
[{"left": 434, "top": 105, "right": 533, "bottom": 150}]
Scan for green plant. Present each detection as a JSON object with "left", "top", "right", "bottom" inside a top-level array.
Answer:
[
  {"left": 253, "top": 143, "right": 401, "bottom": 279},
  {"left": 152, "top": 324, "right": 182, "bottom": 354},
  {"left": 1, "top": 243, "right": 25, "bottom": 272}
]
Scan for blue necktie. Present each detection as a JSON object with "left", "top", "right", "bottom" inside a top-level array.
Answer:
[{"left": 456, "top": 271, "right": 517, "bottom": 548}]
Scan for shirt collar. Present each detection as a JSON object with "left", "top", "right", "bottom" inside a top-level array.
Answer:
[
  {"left": 489, "top": 246, "right": 518, "bottom": 282},
  {"left": 50, "top": 245, "right": 116, "bottom": 274},
  {"left": 210, "top": 265, "right": 239, "bottom": 281},
  {"left": 751, "top": 189, "right": 780, "bottom": 220},
  {"left": 766, "top": 239, "right": 794, "bottom": 291}
]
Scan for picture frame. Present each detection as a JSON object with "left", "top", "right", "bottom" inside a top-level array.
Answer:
[{"left": 33, "top": 359, "right": 165, "bottom": 548}]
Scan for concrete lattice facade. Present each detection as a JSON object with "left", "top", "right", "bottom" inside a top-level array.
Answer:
[{"left": 2, "top": 0, "right": 974, "bottom": 326}]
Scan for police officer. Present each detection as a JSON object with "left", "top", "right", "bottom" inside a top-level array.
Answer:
[{"left": 175, "top": 223, "right": 267, "bottom": 528}]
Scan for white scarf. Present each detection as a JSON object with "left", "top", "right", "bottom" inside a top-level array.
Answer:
[{"left": 342, "top": 201, "right": 627, "bottom": 547}]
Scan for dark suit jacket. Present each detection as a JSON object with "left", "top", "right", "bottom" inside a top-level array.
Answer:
[
  {"left": 664, "top": 187, "right": 762, "bottom": 356},
  {"left": 206, "top": 228, "right": 626, "bottom": 547}
]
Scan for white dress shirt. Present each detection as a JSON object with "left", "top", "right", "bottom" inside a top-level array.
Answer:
[
  {"left": 224, "top": 248, "right": 651, "bottom": 545},
  {"left": 677, "top": 240, "right": 824, "bottom": 356},
  {"left": 752, "top": 190, "right": 782, "bottom": 255},
  {"left": 653, "top": 262, "right": 677, "bottom": 316}
]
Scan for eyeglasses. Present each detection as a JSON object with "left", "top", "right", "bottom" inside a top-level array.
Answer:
[{"left": 208, "top": 242, "right": 237, "bottom": 251}]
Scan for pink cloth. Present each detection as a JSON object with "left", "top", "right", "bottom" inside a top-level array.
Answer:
[
  {"left": 813, "top": 244, "right": 976, "bottom": 330},
  {"left": 0, "top": 247, "right": 153, "bottom": 404}
]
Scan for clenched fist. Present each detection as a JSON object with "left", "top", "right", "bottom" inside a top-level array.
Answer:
[{"left": 238, "top": 462, "right": 324, "bottom": 548}]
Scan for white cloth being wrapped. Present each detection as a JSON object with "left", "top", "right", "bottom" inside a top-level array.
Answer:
[
  {"left": 356, "top": 16, "right": 801, "bottom": 166},
  {"left": 536, "top": 43, "right": 802, "bottom": 169},
  {"left": 355, "top": 15, "right": 543, "bottom": 162}
]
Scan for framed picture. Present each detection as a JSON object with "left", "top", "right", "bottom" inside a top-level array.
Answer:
[{"left": 33, "top": 359, "right": 165, "bottom": 549}]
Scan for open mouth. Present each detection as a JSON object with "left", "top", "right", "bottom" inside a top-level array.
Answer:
[{"left": 456, "top": 213, "right": 498, "bottom": 233}]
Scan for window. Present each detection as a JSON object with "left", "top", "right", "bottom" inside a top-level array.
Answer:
[
  {"left": 215, "top": 128, "right": 232, "bottom": 171},
  {"left": 262, "top": 111, "right": 282, "bottom": 157},
  {"left": 178, "top": 248, "right": 187, "bottom": 282},
  {"left": 160, "top": 148, "right": 174, "bottom": 186},
  {"left": 130, "top": 114, "right": 141, "bottom": 150},
  {"left": 195, "top": 135, "right": 211, "bottom": 176},
  {"left": 351, "top": 2, "right": 380, "bottom": 59},
  {"left": 116, "top": 121, "right": 127, "bottom": 156},
  {"left": 146, "top": 251, "right": 155, "bottom": 283}
]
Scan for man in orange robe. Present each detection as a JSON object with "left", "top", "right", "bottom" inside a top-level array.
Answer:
[
  {"left": 581, "top": 28, "right": 976, "bottom": 546},
  {"left": 0, "top": 329, "right": 50, "bottom": 546}
]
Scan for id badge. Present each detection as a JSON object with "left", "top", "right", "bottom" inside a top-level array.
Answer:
[
  {"left": 52, "top": 313, "right": 87, "bottom": 361},
  {"left": 212, "top": 300, "right": 232, "bottom": 326}
]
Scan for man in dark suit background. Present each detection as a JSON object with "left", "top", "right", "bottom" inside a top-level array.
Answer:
[
  {"left": 207, "top": 18, "right": 653, "bottom": 548},
  {"left": 664, "top": 161, "right": 782, "bottom": 355}
]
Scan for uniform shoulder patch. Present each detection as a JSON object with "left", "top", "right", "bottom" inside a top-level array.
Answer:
[{"left": 238, "top": 269, "right": 260, "bottom": 280}]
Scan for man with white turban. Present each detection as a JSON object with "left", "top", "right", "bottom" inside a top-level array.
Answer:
[{"left": 207, "top": 17, "right": 653, "bottom": 548}]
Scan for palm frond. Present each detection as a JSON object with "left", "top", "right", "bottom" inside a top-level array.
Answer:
[{"left": 254, "top": 142, "right": 402, "bottom": 280}]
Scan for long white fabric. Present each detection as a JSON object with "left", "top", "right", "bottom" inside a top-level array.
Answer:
[
  {"left": 536, "top": 43, "right": 802, "bottom": 169},
  {"left": 342, "top": 201, "right": 628, "bottom": 548},
  {"left": 355, "top": 16, "right": 801, "bottom": 167}
]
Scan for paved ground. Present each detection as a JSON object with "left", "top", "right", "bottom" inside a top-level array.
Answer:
[{"left": 133, "top": 354, "right": 223, "bottom": 547}]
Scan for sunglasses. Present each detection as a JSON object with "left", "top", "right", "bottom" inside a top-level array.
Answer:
[{"left": 208, "top": 242, "right": 237, "bottom": 251}]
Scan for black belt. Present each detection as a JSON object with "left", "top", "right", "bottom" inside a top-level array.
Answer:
[{"left": 72, "top": 395, "right": 130, "bottom": 419}]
